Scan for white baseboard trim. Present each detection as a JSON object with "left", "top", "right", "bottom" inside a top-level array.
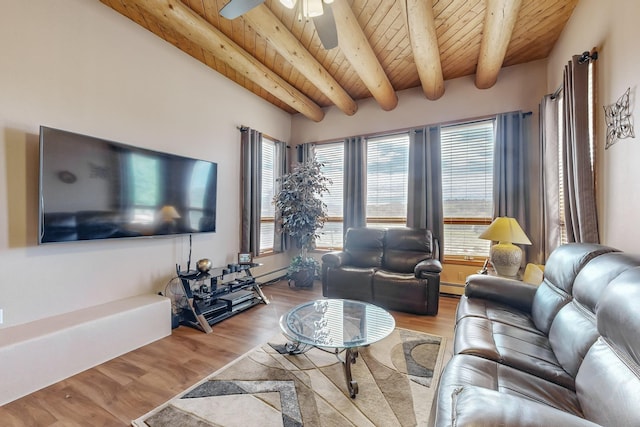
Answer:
[{"left": 440, "top": 281, "right": 464, "bottom": 296}]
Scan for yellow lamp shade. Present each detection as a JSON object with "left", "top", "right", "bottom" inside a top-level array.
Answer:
[{"left": 479, "top": 217, "right": 531, "bottom": 245}]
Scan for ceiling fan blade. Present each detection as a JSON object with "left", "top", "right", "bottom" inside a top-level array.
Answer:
[
  {"left": 312, "top": 5, "right": 338, "bottom": 50},
  {"left": 219, "top": 0, "right": 265, "bottom": 19}
]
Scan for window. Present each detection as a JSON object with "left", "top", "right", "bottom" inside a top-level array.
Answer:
[
  {"left": 441, "top": 120, "right": 495, "bottom": 261},
  {"left": 315, "top": 142, "right": 344, "bottom": 249},
  {"left": 366, "top": 134, "right": 409, "bottom": 228},
  {"left": 260, "top": 137, "right": 275, "bottom": 253},
  {"left": 312, "top": 119, "right": 495, "bottom": 261}
]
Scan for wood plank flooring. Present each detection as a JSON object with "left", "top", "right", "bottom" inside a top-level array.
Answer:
[{"left": 0, "top": 280, "right": 459, "bottom": 426}]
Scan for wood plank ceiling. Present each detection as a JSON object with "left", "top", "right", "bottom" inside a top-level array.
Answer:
[{"left": 101, "top": 0, "right": 578, "bottom": 122}]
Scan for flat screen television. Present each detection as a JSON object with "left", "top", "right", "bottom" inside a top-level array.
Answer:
[{"left": 38, "top": 126, "right": 217, "bottom": 244}]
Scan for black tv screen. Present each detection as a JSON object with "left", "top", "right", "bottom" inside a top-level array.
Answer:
[{"left": 38, "top": 126, "right": 217, "bottom": 244}]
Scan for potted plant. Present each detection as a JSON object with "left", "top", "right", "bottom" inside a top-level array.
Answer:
[{"left": 274, "top": 158, "right": 330, "bottom": 288}]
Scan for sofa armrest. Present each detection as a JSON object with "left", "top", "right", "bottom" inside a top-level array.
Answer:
[
  {"left": 465, "top": 274, "right": 537, "bottom": 313},
  {"left": 446, "top": 387, "right": 600, "bottom": 427},
  {"left": 321, "top": 251, "right": 351, "bottom": 268},
  {"left": 415, "top": 259, "right": 442, "bottom": 278}
]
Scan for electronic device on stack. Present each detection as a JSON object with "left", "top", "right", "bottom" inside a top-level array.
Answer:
[{"left": 174, "top": 252, "right": 267, "bottom": 333}]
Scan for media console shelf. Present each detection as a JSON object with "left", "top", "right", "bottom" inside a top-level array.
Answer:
[{"left": 177, "top": 263, "right": 269, "bottom": 333}]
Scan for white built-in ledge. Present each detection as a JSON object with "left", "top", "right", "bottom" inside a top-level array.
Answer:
[{"left": 0, "top": 294, "right": 171, "bottom": 406}]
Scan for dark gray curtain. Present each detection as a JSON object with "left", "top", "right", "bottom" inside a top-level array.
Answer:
[
  {"left": 563, "top": 56, "right": 599, "bottom": 243},
  {"left": 540, "top": 94, "right": 562, "bottom": 259},
  {"left": 493, "top": 111, "right": 537, "bottom": 265},
  {"left": 343, "top": 136, "right": 366, "bottom": 234},
  {"left": 407, "top": 126, "right": 444, "bottom": 261},
  {"left": 296, "top": 143, "right": 314, "bottom": 164},
  {"left": 240, "top": 128, "right": 262, "bottom": 256},
  {"left": 273, "top": 140, "right": 288, "bottom": 252}
]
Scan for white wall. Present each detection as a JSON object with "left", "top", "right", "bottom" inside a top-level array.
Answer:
[
  {"left": 0, "top": 0, "right": 292, "bottom": 328},
  {"left": 547, "top": 0, "right": 640, "bottom": 251},
  {"left": 292, "top": 59, "right": 547, "bottom": 144}
]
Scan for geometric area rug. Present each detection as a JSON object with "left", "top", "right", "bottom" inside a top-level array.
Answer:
[{"left": 132, "top": 328, "right": 446, "bottom": 426}]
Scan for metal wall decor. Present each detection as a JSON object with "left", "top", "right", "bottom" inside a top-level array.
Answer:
[{"left": 604, "top": 87, "right": 634, "bottom": 149}]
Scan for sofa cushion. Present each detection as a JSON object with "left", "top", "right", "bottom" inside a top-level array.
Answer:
[
  {"left": 531, "top": 243, "right": 617, "bottom": 334},
  {"left": 455, "top": 295, "right": 540, "bottom": 334},
  {"left": 435, "top": 354, "right": 584, "bottom": 427},
  {"left": 382, "top": 227, "right": 433, "bottom": 273},
  {"left": 573, "top": 268, "right": 640, "bottom": 426},
  {"left": 571, "top": 252, "right": 640, "bottom": 313},
  {"left": 446, "top": 387, "right": 600, "bottom": 427},
  {"left": 548, "top": 252, "right": 640, "bottom": 378},
  {"left": 372, "top": 270, "right": 432, "bottom": 314},
  {"left": 454, "top": 316, "right": 574, "bottom": 389},
  {"left": 344, "top": 228, "right": 385, "bottom": 268},
  {"left": 323, "top": 266, "right": 375, "bottom": 302}
]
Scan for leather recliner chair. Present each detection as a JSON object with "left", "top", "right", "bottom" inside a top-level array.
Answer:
[{"left": 321, "top": 227, "right": 442, "bottom": 315}]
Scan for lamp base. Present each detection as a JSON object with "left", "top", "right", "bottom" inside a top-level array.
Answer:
[{"left": 490, "top": 242, "right": 522, "bottom": 277}]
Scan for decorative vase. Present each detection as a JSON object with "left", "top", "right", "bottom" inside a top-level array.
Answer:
[{"left": 290, "top": 269, "right": 315, "bottom": 288}]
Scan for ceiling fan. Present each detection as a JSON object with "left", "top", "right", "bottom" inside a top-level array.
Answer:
[{"left": 219, "top": 0, "right": 339, "bottom": 50}]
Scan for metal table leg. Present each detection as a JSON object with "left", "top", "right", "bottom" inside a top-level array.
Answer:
[{"left": 343, "top": 347, "right": 359, "bottom": 398}]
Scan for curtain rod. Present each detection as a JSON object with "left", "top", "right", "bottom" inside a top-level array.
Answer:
[
  {"left": 550, "top": 49, "right": 598, "bottom": 100},
  {"left": 237, "top": 125, "right": 286, "bottom": 145},
  {"left": 301, "top": 110, "right": 532, "bottom": 146},
  {"left": 550, "top": 86, "right": 563, "bottom": 100}
]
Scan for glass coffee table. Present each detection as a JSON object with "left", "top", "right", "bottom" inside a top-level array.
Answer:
[{"left": 279, "top": 299, "right": 395, "bottom": 398}]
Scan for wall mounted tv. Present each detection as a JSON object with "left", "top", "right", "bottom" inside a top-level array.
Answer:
[{"left": 38, "top": 126, "right": 217, "bottom": 244}]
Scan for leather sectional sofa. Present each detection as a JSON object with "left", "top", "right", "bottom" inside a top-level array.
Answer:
[
  {"left": 321, "top": 227, "right": 442, "bottom": 315},
  {"left": 434, "top": 243, "right": 640, "bottom": 426}
]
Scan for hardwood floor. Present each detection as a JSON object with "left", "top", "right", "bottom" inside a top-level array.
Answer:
[{"left": 0, "top": 281, "right": 459, "bottom": 426}]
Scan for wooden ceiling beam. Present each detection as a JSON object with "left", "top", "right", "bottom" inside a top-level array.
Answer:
[
  {"left": 400, "top": 0, "right": 444, "bottom": 100},
  {"left": 475, "top": 0, "right": 523, "bottom": 89},
  {"left": 331, "top": 0, "right": 398, "bottom": 111},
  {"left": 243, "top": 5, "right": 358, "bottom": 116},
  {"left": 129, "top": 0, "right": 325, "bottom": 122}
]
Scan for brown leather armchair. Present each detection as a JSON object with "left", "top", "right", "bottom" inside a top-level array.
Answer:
[{"left": 321, "top": 227, "right": 442, "bottom": 315}]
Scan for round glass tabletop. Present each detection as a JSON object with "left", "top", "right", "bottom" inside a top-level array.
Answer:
[{"left": 279, "top": 299, "right": 395, "bottom": 348}]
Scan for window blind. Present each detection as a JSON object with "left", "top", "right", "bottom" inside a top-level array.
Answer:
[
  {"left": 315, "top": 142, "right": 344, "bottom": 248},
  {"left": 260, "top": 138, "right": 275, "bottom": 252},
  {"left": 441, "top": 121, "right": 494, "bottom": 258},
  {"left": 366, "top": 133, "right": 409, "bottom": 221}
]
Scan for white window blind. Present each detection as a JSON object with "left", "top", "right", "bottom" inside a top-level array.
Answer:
[
  {"left": 441, "top": 121, "right": 494, "bottom": 259},
  {"left": 260, "top": 138, "right": 275, "bottom": 252},
  {"left": 558, "top": 96, "right": 567, "bottom": 246},
  {"left": 366, "top": 133, "right": 409, "bottom": 226},
  {"left": 315, "top": 142, "right": 344, "bottom": 249}
]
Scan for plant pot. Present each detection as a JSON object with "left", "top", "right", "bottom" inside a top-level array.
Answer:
[{"left": 289, "top": 269, "right": 315, "bottom": 288}]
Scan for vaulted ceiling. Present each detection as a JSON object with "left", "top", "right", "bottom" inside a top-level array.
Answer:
[{"left": 101, "top": 0, "right": 578, "bottom": 122}]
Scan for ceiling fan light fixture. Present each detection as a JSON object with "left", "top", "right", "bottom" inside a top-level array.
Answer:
[
  {"left": 303, "top": 0, "right": 324, "bottom": 17},
  {"left": 323, "top": 0, "right": 333, "bottom": 4},
  {"left": 279, "top": 0, "right": 297, "bottom": 9}
]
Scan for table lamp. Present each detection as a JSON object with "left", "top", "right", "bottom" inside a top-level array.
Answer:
[{"left": 479, "top": 217, "right": 531, "bottom": 277}]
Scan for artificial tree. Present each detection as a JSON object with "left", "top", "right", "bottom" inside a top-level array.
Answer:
[{"left": 274, "top": 158, "right": 330, "bottom": 287}]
